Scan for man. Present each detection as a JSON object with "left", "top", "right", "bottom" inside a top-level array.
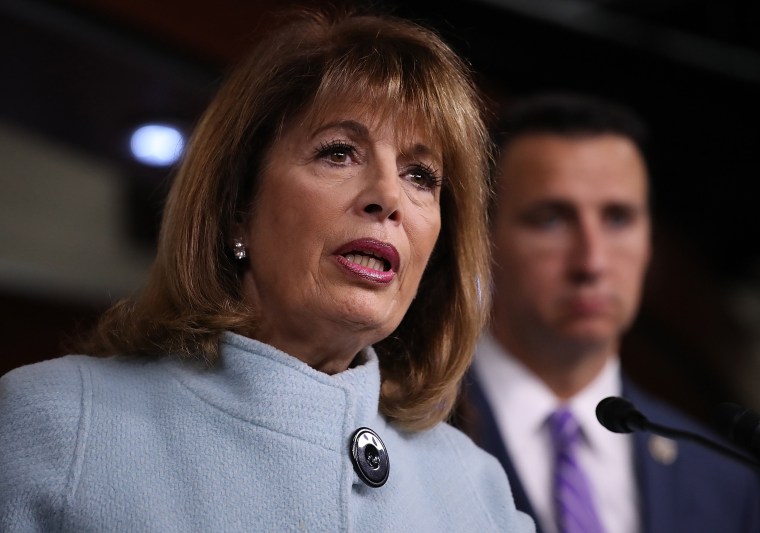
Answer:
[{"left": 461, "top": 93, "right": 760, "bottom": 533}]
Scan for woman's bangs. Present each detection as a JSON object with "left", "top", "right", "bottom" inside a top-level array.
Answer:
[{"left": 304, "top": 65, "right": 447, "bottom": 154}]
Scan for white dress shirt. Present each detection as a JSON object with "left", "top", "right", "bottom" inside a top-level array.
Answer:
[{"left": 473, "top": 332, "right": 640, "bottom": 533}]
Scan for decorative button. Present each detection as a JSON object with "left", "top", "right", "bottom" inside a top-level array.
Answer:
[{"left": 349, "top": 427, "right": 390, "bottom": 487}]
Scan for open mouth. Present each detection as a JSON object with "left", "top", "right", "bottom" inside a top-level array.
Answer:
[
  {"left": 334, "top": 238, "right": 400, "bottom": 283},
  {"left": 341, "top": 252, "right": 391, "bottom": 272}
]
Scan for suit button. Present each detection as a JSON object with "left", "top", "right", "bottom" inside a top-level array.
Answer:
[{"left": 349, "top": 427, "right": 390, "bottom": 487}]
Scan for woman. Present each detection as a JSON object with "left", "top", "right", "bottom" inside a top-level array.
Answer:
[{"left": 0, "top": 8, "right": 534, "bottom": 532}]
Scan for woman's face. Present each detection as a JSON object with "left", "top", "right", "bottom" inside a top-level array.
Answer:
[{"left": 238, "top": 107, "right": 443, "bottom": 373}]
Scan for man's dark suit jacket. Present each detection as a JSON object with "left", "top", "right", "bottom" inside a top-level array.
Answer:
[{"left": 461, "top": 374, "right": 760, "bottom": 533}]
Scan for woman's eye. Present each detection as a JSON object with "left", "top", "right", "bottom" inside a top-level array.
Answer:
[
  {"left": 315, "top": 141, "right": 355, "bottom": 164},
  {"left": 405, "top": 164, "right": 442, "bottom": 191}
]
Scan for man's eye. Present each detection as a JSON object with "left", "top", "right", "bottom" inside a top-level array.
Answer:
[
  {"left": 605, "top": 206, "right": 635, "bottom": 228},
  {"left": 524, "top": 210, "right": 563, "bottom": 229}
]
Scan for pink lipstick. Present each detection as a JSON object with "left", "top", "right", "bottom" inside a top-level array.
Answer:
[{"left": 334, "top": 238, "right": 399, "bottom": 284}]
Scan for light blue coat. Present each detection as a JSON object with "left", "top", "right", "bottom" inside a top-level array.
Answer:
[{"left": 0, "top": 332, "right": 534, "bottom": 532}]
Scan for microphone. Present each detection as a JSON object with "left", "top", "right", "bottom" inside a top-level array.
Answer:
[
  {"left": 712, "top": 402, "right": 760, "bottom": 458},
  {"left": 596, "top": 396, "right": 760, "bottom": 471},
  {"left": 595, "top": 396, "right": 648, "bottom": 433}
]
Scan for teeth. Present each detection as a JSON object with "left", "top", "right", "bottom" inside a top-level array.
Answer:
[
  {"left": 344, "top": 253, "right": 388, "bottom": 272},
  {"left": 368, "top": 257, "right": 384, "bottom": 271}
]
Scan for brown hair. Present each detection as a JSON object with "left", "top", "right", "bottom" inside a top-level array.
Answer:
[{"left": 84, "top": 7, "right": 493, "bottom": 432}]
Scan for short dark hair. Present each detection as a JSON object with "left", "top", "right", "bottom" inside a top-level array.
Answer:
[
  {"left": 489, "top": 92, "right": 652, "bottom": 221},
  {"left": 496, "top": 92, "right": 649, "bottom": 156}
]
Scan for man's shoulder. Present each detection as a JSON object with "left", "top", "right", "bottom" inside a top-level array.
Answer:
[
  {"left": 624, "top": 378, "right": 760, "bottom": 495},
  {"left": 623, "top": 377, "right": 738, "bottom": 446},
  {"left": 624, "top": 378, "right": 760, "bottom": 531}
]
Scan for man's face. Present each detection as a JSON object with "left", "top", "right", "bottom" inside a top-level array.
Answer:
[{"left": 491, "top": 133, "right": 651, "bottom": 356}]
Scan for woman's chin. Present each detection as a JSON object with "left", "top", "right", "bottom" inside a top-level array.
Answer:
[{"left": 331, "top": 304, "right": 403, "bottom": 344}]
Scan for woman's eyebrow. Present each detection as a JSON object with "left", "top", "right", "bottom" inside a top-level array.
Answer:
[
  {"left": 311, "top": 120, "right": 369, "bottom": 139},
  {"left": 409, "top": 142, "right": 438, "bottom": 159},
  {"left": 400, "top": 142, "right": 442, "bottom": 168},
  {"left": 309, "top": 121, "right": 441, "bottom": 162}
]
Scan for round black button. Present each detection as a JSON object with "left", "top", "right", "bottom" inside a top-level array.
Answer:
[{"left": 349, "top": 427, "right": 389, "bottom": 488}]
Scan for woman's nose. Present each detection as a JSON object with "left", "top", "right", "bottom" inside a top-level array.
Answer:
[{"left": 358, "top": 159, "right": 402, "bottom": 222}]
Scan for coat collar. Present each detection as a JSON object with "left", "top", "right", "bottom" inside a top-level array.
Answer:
[{"left": 164, "top": 332, "right": 382, "bottom": 453}]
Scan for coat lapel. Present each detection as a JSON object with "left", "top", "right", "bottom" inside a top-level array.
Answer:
[
  {"left": 624, "top": 380, "right": 679, "bottom": 533},
  {"left": 462, "top": 374, "right": 545, "bottom": 533}
]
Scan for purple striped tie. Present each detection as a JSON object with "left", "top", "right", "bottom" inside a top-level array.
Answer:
[{"left": 549, "top": 407, "right": 605, "bottom": 533}]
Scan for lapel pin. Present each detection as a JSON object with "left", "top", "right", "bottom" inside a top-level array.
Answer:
[{"left": 648, "top": 434, "right": 678, "bottom": 465}]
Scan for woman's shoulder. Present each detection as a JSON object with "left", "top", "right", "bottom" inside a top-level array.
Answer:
[
  {"left": 0, "top": 356, "right": 95, "bottom": 503},
  {"left": 0, "top": 355, "right": 153, "bottom": 449},
  {"left": 1, "top": 355, "right": 92, "bottom": 410},
  {"left": 4, "top": 351, "right": 162, "bottom": 388},
  {"left": 1, "top": 354, "right": 169, "bottom": 425},
  {"left": 0, "top": 355, "right": 164, "bottom": 495},
  {"left": 0, "top": 355, "right": 119, "bottom": 441},
  {"left": 2, "top": 353, "right": 136, "bottom": 393}
]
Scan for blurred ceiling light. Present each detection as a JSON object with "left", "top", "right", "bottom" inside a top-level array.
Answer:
[{"left": 129, "top": 123, "right": 184, "bottom": 166}]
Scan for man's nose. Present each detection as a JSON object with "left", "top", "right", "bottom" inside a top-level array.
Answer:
[{"left": 569, "top": 218, "right": 608, "bottom": 281}]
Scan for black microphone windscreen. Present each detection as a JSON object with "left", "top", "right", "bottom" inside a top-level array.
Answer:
[
  {"left": 596, "top": 396, "right": 645, "bottom": 433},
  {"left": 713, "top": 402, "right": 760, "bottom": 454},
  {"left": 597, "top": 398, "right": 760, "bottom": 470}
]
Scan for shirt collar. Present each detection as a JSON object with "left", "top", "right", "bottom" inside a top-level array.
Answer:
[
  {"left": 567, "top": 355, "right": 622, "bottom": 453},
  {"left": 473, "top": 331, "right": 622, "bottom": 451}
]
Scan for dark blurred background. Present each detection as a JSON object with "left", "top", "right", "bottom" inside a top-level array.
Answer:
[{"left": 2, "top": 0, "right": 760, "bottom": 424}]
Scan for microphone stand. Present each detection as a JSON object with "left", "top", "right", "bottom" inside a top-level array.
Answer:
[
  {"left": 636, "top": 418, "right": 760, "bottom": 472},
  {"left": 597, "top": 396, "right": 760, "bottom": 472}
]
